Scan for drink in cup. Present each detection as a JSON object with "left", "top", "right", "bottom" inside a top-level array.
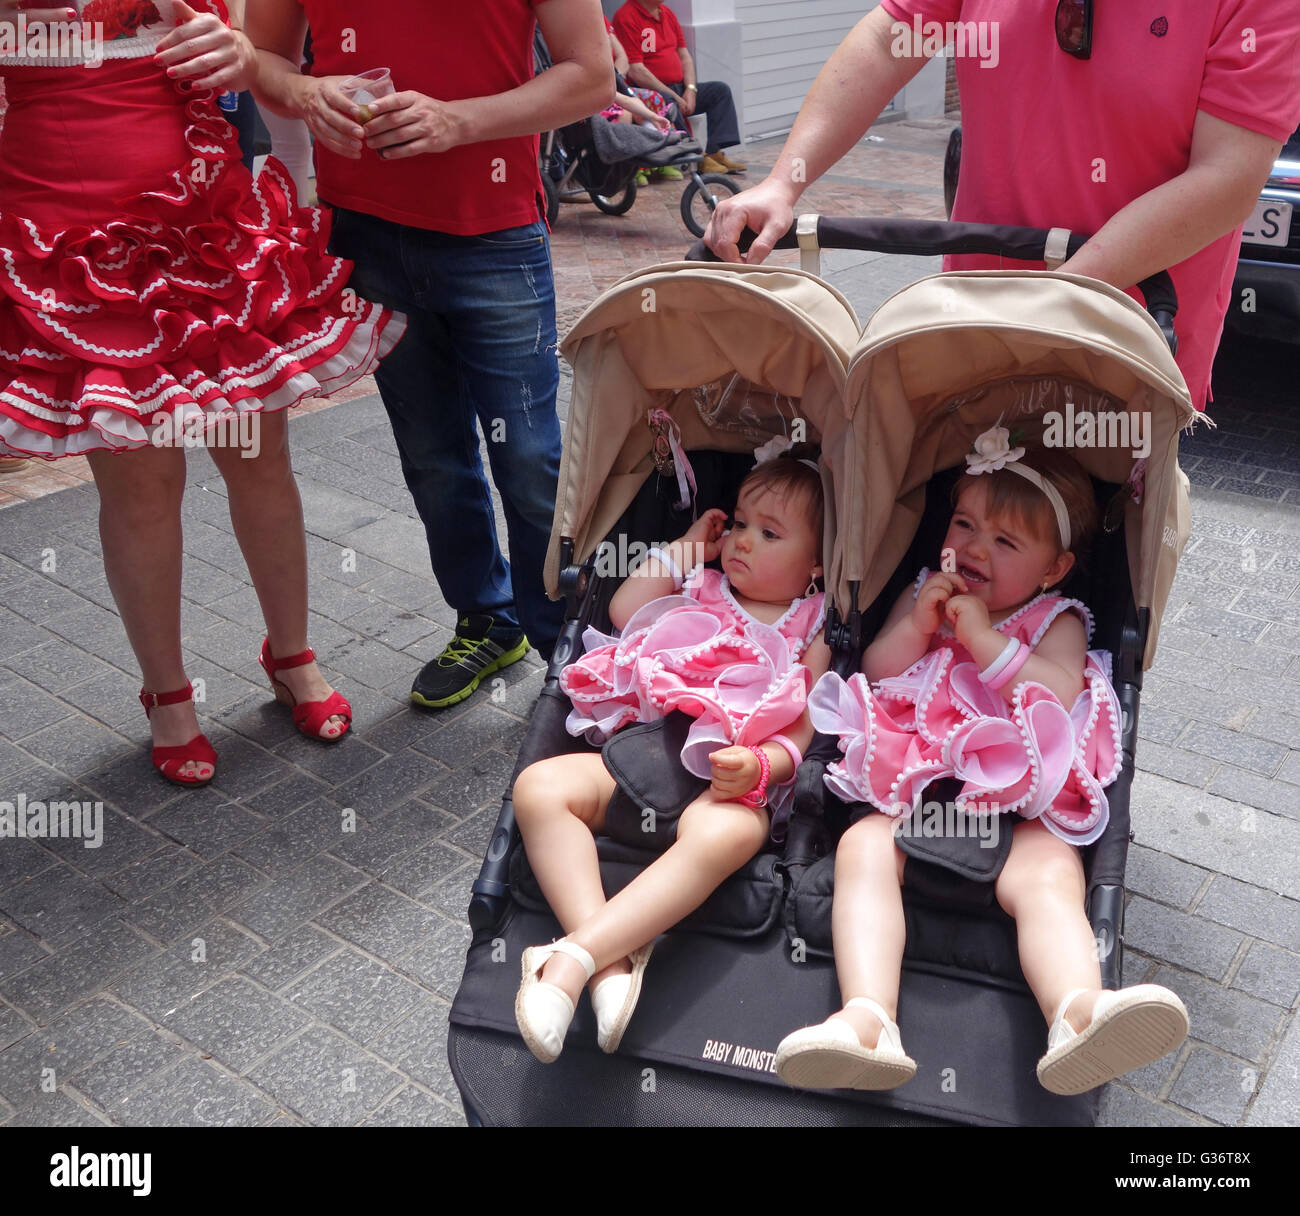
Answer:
[{"left": 337, "top": 68, "right": 394, "bottom": 122}]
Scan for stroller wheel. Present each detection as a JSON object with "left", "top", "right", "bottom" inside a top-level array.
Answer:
[
  {"left": 680, "top": 172, "right": 742, "bottom": 238},
  {"left": 590, "top": 176, "right": 638, "bottom": 216}
]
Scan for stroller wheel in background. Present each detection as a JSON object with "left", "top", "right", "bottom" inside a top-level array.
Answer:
[
  {"left": 590, "top": 176, "right": 638, "bottom": 216},
  {"left": 680, "top": 172, "right": 742, "bottom": 238},
  {"left": 542, "top": 169, "right": 560, "bottom": 227}
]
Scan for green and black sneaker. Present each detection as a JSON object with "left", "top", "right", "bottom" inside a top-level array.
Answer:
[{"left": 410, "top": 613, "right": 530, "bottom": 709}]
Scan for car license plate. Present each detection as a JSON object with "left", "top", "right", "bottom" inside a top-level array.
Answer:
[{"left": 1242, "top": 197, "right": 1293, "bottom": 248}]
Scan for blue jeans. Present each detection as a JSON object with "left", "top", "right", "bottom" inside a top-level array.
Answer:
[{"left": 328, "top": 207, "right": 565, "bottom": 660}]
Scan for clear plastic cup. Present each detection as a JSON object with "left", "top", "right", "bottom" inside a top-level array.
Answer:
[{"left": 338, "top": 68, "right": 394, "bottom": 121}]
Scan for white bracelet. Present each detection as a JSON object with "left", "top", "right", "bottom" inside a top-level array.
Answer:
[
  {"left": 978, "top": 636, "right": 1021, "bottom": 685},
  {"left": 640, "top": 546, "right": 684, "bottom": 589}
]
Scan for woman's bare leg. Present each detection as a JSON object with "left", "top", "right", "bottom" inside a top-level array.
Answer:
[
  {"left": 825, "top": 812, "right": 908, "bottom": 1046},
  {"left": 996, "top": 818, "right": 1101, "bottom": 1030},
  {"left": 206, "top": 411, "right": 344, "bottom": 736},
  {"left": 86, "top": 444, "right": 213, "bottom": 779}
]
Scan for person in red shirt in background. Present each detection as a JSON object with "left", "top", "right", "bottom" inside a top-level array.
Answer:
[
  {"left": 612, "top": 0, "right": 746, "bottom": 175},
  {"left": 250, "top": 1, "right": 611, "bottom": 707},
  {"left": 706, "top": 1, "right": 1300, "bottom": 411}
]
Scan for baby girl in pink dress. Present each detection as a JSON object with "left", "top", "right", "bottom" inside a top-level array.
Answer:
[
  {"left": 512, "top": 449, "right": 831, "bottom": 1064},
  {"left": 776, "top": 429, "right": 1188, "bottom": 1097}
]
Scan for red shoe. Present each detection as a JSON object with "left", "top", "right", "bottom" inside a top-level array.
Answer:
[
  {"left": 139, "top": 683, "right": 218, "bottom": 787},
  {"left": 258, "top": 638, "right": 352, "bottom": 742}
]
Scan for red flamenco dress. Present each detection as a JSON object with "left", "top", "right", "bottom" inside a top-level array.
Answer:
[{"left": 0, "top": 0, "right": 404, "bottom": 458}]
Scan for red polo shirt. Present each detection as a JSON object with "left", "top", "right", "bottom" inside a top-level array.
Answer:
[
  {"left": 305, "top": 0, "right": 543, "bottom": 234},
  {"left": 613, "top": 0, "right": 687, "bottom": 83}
]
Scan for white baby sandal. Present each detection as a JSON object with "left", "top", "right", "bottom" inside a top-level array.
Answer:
[
  {"left": 775, "top": 996, "right": 917, "bottom": 1090},
  {"left": 515, "top": 940, "right": 596, "bottom": 1063},
  {"left": 1036, "top": 984, "right": 1189, "bottom": 1095}
]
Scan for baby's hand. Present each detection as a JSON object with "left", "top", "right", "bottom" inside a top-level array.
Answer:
[
  {"left": 679, "top": 508, "right": 728, "bottom": 569},
  {"left": 708, "top": 745, "right": 760, "bottom": 800},
  {"left": 912, "top": 572, "right": 967, "bottom": 636},
  {"left": 945, "top": 593, "right": 990, "bottom": 647}
]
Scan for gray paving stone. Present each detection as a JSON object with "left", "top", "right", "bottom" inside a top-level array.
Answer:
[
  {"left": 1124, "top": 844, "right": 1211, "bottom": 910},
  {"left": 227, "top": 854, "right": 368, "bottom": 943},
  {"left": 1129, "top": 772, "right": 1300, "bottom": 896},
  {"left": 234, "top": 798, "right": 358, "bottom": 878},
  {"left": 328, "top": 799, "right": 453, "bottom": 875},
  {"left": 0, "top": 1001, "right": 34, "bottom": 1052},
  {"left": 1155, "top": 624, "right": 1209, "bottom": 655},
  {"left": 1135, "top": 706, "right": 1191, "bottom": 747},
  {"left": 0, "top": 836, "right": 59, "bottom": 893},
  {"left": 420, "top": 860, "right": 477, "bottom": 922},
  {"left": 101, "top": 846, "right": 201, "bottom": 904},
  {"left": 440, "top": 807, "right": 497, "bottom": 858},
  {"left": 331, "top": 749, "right": 446, "bottom": 818},
  {"left": 362, "top": 709, "right": 446, "bottom": 757},
  {"left": 129, "top": 855, "right": 270, "bottom": 945},
  {"left": 356, "top": 567, "right": 447, "bottom": 615},
  {"left": 1242, "top": 709, "right": 1300, "bottom": 751},
  {"left": 147, "top": 794, "right": 267, "bottom": 861},
  {"left": 325, "top": 638, "right": 423, "bottom": 693},
  {"left": 284, "top": 949, "right": 426, "bottom": 1043},
  {"left": 0, "top": 675, "right": 73, "bottom": 739},
  {"left": 111, "top": 919, "right": 264, "bottom": 1021},
  {"left": 1133, "top": 740, "right": 1218, "bottom": 788},
  {"left": 1176, "top": 722, "right": 1286, "bottom": 777},
  {"left": 83, "top": 752, "right": 189, "bottom": 820},
  {"left": 314, "top": 882, "right": 445, "bottom": 966},
  {"left": 36, "top": 807, "right": 165, "bottom": 882},
  {"left": 0, "top": 607, "right": 54, "bottom": 658},
  {"left": 1231, "top": 941, "right": 1300, "bottom": 1009},
  {"left": 373, "top": 837, "right": 469, "bottom": 902},
  {"left": 6, "top": 641, "right": 114, "bottom": 696},
  {"left": 370, "top": 998, "right": 454, "bottom": 1095},
  {"left": 247, "top": 1024, "right": 404, "bottom": 1126},
  {"left": 269, "top": 733, "right": 386, "bottom": 785},
  {"left": 112, "top": 1055, "right": 279, "bottom": 1127},
  {"left": 208, "top": 691, "right": 301, "bottom": 749},
  {"left": 67, "top": 1031, "right": 186, "bottom": 1112},
  {"left": 202, "top": 735, "right": 298, "bottom": 800},
  {"left": 395, "top": 917, "right": 470, "bottom": 1002},
  {"left": 1123, "top": 896, "right": 1243, "bottom": 981},
  {"left": 0, "top": 862, "right": 124, "bottom": 947},
  {"left": 345, "top": 603, "right": 440, "bottom": 653},
  {"left": 163, "top": 976, "right": 310, "bottom": 1073},
  {"left": 1245, "top": 1014, "right": 1300, "bottom": 1126},
  {"left": 1173, "top": 603, "right": 1270, "bottom": 643},
  {"left": 1143, "top": 675, "right": 1254, "bottom": 731},
  {"left": 1167, "top": 1047, "right": 1256, "bottom": 1125},
  {"left": 362, "top": 1085, "right": 464, "bottom": 1127},
  {"left": 1277, "top": 751, "right": 1300, "bottom": 786},
  {"left": 238, "top": 924, "right": 342, "bottom": 993},
  {"left": 336, "top": 514, "right": 432, "bottom": 579},
  {"left": 0, "top": 995, "right": 146, "bottom": 1109},
  {"left": 1234, "top": 590, "right": 1300, "bottom": 629},
  {"left": 424, "top": 749, "right": 516, "bottom": 817},
  {"left": 1117, "top": 1042, "right": 1184, "bottom": 1100},
  {"left": 1206, "top": 766, "right": 1300, "bottom": 822},
  {"left": 0, "top": 928, "right": 48, "bottom": 984},
  {"left": 239, "top": 771, "right": 334, "bottom": 819},
  {"left": 1150, "top": 966, "right": 1283, "bottom": 1063},
  {"left": 18, "top": 715, "right": 132, "bottom": 779},
  {"left": 4, "top": 1089, "right": 110, "bottom": 1126},
  {"left": 1197, "top": 875, "right": 1300, "bottom": 951}
]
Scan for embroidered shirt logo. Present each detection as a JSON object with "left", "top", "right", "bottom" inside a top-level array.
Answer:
[{"left": 1150, "top": 16, "right": 1169, "bottom": 37}]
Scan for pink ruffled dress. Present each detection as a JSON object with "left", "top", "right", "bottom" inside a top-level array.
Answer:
[
  {"left": 561, "top": 568, "right": 825, "bottom": 813},
  {"left": 808, "top": 570, "right": 1122, "bottom": 846}
]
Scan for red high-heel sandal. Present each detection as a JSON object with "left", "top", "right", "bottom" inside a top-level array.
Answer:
[
  {"left": 258, "top": 638, "right": 352, "bottom": 742},
  {"left": 139, "top": 683, "right": 218, "bottom": 787}
]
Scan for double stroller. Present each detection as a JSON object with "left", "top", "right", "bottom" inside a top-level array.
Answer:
[{"left": 449, "top": 218, "right": 1196, "bottom": 1126}]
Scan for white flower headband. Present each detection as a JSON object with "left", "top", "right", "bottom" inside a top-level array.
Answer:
[
  {"left": 965, "top": 425, "right": 1072, "bottom": 550},
  {"left": 753, "top": 434, "right": 819, "bottom": 474}
]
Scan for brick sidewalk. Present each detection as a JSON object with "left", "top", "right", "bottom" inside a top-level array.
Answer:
[{"left": 0, "top": 124, "right": 1297, "bottom": 1127}]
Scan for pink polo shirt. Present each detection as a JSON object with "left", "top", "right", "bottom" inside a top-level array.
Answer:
[{"left": 881, "top": 0, "right": 1300, "bottom": 408}]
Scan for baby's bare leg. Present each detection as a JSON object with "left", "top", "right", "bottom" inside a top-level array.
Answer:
[
  {"left": 828, "top": 812, "right": 908, "bottom": 1047},
  {"left": 559, "top": 789, "right": 769, "bottom": 981},
  {"left": 996, "top": 818, "right": 1101, "bottom": 1029},
  {"left": 513, "top": 753, "right": 620, "bottom": 993}
]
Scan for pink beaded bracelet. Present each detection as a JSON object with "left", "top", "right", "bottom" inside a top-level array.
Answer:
[{"left": 740, "top": 745, "right": 771, "bottom": 808}]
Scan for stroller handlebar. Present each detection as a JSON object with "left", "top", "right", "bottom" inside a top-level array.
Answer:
[{"left": 685, "top": 217, "right": 1179, "bottom": 355}]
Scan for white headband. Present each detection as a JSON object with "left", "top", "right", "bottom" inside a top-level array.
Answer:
[
  {"left": 753, "top": 435, "right": 819, "bottom": 475},
  {"left": 965, "top": 427, "right": 1072, "bottom": 550}
]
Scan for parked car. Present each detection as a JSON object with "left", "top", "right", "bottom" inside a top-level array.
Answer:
[{"left": 1227, "top": 121, "right": 1300, "bottom": 344}]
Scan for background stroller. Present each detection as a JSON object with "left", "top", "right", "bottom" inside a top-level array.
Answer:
[
  {"left": 449, "top": 219, "right": 1196, "bottom": 1126},
  {"left": 534, "top": 30, "right": 741, "bottom": 236}
]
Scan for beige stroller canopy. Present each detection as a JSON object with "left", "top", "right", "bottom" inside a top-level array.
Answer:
[
  {"left": 545, "top": 262, "right": 862, "bottom": 611},
  {"left": 846, "top": 270, "right": 1198, "bottom": 669}
]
